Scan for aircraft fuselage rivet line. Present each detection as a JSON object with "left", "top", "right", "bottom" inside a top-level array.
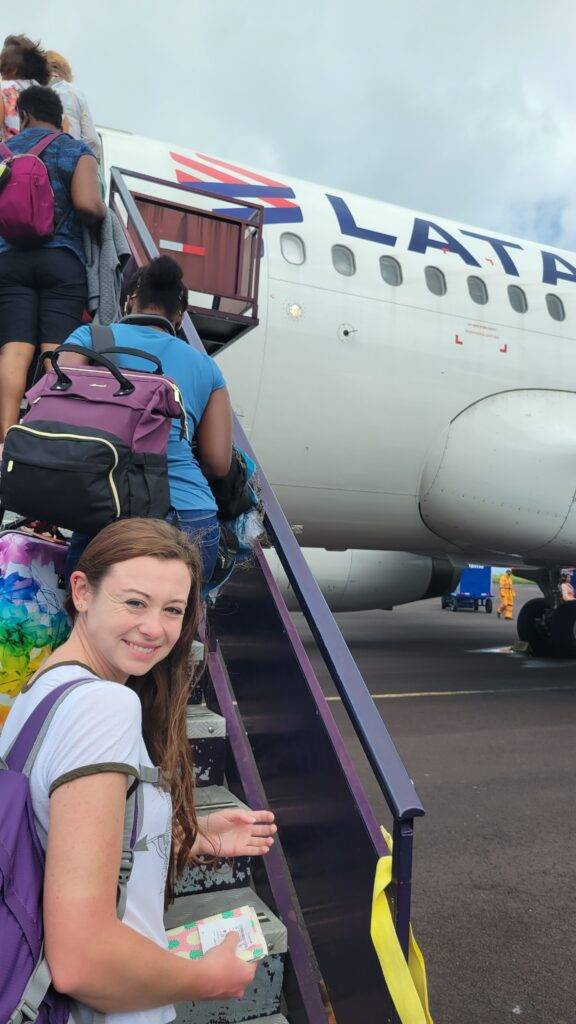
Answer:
[{"left": 324, "top": 684, "right": 576, "bottom": 701}]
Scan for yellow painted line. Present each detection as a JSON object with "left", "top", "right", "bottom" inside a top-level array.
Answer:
[{"left": 325, "top": 684, "right": 576, "bottom": 701}]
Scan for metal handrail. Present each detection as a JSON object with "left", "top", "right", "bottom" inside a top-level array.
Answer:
[{"left": 109, "top": 165, "right": 424, "bottom": 945}]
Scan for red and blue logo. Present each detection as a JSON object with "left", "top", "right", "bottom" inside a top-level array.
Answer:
[{"left": 170, "top": 150, "right": 303, "bottom": 225}]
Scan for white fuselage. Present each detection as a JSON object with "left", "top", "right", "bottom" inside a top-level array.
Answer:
[{"left": 101, "top": 129, "right": 576, "bottom": 569}]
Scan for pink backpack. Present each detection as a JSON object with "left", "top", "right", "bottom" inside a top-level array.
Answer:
[{"left": 0, "top": 132, "right": 59, "bottom": 246}]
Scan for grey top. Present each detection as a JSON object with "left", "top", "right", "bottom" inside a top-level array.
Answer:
[{"left": 83, "top": 207, "right": 132, "bottom": 324}]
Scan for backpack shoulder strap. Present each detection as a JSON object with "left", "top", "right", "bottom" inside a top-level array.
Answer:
[
  {"left": 117, "top": 785, "right": 140, "bottom": 920},
  {"left": 7, "top": 953, "right": 52, "bottom": 1024},
  {"left": 4, "top": 677, "right": 96, "bottom": 775},
  {"left": 27, "top": 130, "right": 61, "bottom": 158},
  {"left": 116, "top": 764, "right": 159, "bottom": 919},
  {"left": 90, "top": 323, "right": 118, "bottom": 365}
]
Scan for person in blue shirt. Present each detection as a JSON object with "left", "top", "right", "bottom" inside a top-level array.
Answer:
[
  {"left": 61, "top": 255, "right": 233, "bottom": 584},
  {"left": 0, "top": 85, "right": 105, "bottom": 442}
]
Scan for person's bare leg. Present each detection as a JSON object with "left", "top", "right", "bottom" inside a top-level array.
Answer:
[{"left": 0, "top": 342, "right": 36, "bottom": 442}]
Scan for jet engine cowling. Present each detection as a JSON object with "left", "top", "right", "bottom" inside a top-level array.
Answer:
[
  {"left": 264, "top": 548, "right": 459, "bottom": 612},
  {"left": 419, "top": 389, "right": 576, "bottom": 565}
]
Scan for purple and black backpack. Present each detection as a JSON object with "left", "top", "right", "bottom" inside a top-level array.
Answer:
[
  {"left": 1, "top": 325, "right": 187, "bottom": 533},
  {"left": 0, "top": 678, "right": 142, "bottom": 1024}
]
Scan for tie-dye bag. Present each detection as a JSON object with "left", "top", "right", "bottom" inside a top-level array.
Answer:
[{"left": 0, "top": 528, "right": 70, "bottom": 728}]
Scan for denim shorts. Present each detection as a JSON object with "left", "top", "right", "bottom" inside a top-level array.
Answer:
[
  {"left": 165, "top": 509, "right": 220, "bottom": 585},
  {"left": 66, "top": 511, "right": 220, "bottom": 588}
]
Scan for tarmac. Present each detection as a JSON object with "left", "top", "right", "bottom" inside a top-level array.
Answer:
[{"left": 296, "top": 585, "right": 576, "bottom": 1024}]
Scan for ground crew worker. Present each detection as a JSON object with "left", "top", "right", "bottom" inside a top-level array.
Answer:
[
  {"left": 560, "top": 571, "right": 575, "bottom": 602},
  {"left": 497, "top": 569, "right": 516, "bottom": 620}
]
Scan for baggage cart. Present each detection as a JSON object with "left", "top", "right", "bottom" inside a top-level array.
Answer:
[{"left": 441, "top": 564, "right": 493, "bottom": 613}]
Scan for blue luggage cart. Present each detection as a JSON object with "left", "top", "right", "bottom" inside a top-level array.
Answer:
[{"left": 441, "top": 564, "right": 493, "bottom": 613}]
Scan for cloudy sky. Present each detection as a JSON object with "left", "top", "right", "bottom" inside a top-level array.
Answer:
[{"left": 10, "top": 1, "right": 576, "bottom": 247}]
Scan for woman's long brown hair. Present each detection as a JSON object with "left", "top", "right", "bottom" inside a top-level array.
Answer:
[{"left": 65, "top": 518, "right": 203, "bottom": 904}]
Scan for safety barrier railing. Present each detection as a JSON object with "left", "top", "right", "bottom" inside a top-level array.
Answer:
[{"left": 109, "top": 166, "right": 425, "bottom": 957}]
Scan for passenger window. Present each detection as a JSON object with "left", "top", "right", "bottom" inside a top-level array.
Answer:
[
  {"left": 425, "top": 266, "right": 446, "bottom": 296},
  {"left": 379, "top": 256, "right": 403, "bottom": 286},
  {"left": 546, "top": 293, "right": 565, "bottom": 322},
  {"left": 467, "top": 276, "right": 488, "bottom": 305},
  {"left": 280, "top": 233, "right": 306, "bottom": 265},
  {"left": 508, "top": 285, "right": 528, "bottom": 313},
  {"left": 332, "top": 244, "right": 356, "bottom": 276}
]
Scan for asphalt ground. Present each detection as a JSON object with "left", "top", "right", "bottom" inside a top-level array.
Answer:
[{"left": 295, "top": 585, "right": 576, "bottom": 1024}]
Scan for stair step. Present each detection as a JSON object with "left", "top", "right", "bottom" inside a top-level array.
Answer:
[
  {"left": 175, "top": 786, "right": 251, "bottom": 896},
  {"left": 191, "top": 640, "right": 205, "bottom": 663},
  {"left": 187, "top": 706, "right": 226, "bottom": 739},
  {"left": 187, "top": 706, "right": 226, "bottom": 788},
  {"left": 165, "top": 887, "right": 287, "bottom": 1024},
  {"left": 188, "top": 641, "right": 207, "bottom": 705},
  {"left": 249, "top": 1017, "right": 289, "bottom": 1024},
  {"left": 166, "top": 883, "right": 287, "bottom": 958}
]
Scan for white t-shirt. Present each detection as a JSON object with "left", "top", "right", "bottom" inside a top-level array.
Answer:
[
  {"left": 0, "top": 663, "right": 175, "bottom": 1024},
  {"left": 50, "top": 78, "right": 102, "bottom": 161}
]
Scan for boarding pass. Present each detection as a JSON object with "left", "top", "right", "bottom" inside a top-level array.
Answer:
[{"left": 166, "top": 904, "right": 268, "bottom": 962}]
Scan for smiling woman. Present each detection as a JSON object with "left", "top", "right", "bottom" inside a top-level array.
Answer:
[{"left": 0, "top": 517, "right": 276, "bottom": 1024}]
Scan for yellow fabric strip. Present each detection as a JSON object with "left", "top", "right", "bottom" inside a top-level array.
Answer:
[{"left": 370, "top": 827, "right": 433, "bottom": 1024}]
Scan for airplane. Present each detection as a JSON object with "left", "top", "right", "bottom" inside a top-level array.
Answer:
[{"left": 98, "top": 126, "right": 576, "bottom": 658}]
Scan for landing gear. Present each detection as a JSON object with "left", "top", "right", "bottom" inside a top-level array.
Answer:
[
  {"left": 516, "top": 569, "right": 576, "bottom": 657},
  {"left": 550, "top": 602, "right": 576, "bottom": 658},
  {"left": 517, "top": 598, "right": 552, "bottom": 657}
]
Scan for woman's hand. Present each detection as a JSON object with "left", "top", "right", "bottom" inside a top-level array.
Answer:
[
  {"left": 196, "top": 808, "right": 276, "bottom": 859},
  {"left": 197, "top": 933, "right": 257, "bottom": 1000}
]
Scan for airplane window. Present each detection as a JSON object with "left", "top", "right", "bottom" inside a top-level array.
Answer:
[
  {"left": 425, "top": 266, "right": 446, "bottom": 296},
  {"left": 280, "top": 233, "right": 306, "bottom": 265},
  {"left": 546, "top": 293, "right": 565, "bottom": 322},
  {"left": 508, "top": 285, "right": 528, "bottom": 313},
  {"left": 467, "top": 276, "right": 488, "bottom": 305},
  {"left": 332, "top": 244, "right": 356, "bottom": 276},
  {"left": 379, "top": 256, "right": 403, "bottom": 286}
]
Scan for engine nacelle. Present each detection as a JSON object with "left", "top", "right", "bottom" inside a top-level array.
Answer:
[
  {"left": 420, "top": 389, "right": 576, "bottom": 564},
  {"left": 265, "top": 548, "right": 459, "bottom": 612}
]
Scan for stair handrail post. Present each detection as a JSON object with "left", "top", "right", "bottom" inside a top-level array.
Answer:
[{"left": 392, "top": 817, "right": 415, "bottom": 958}]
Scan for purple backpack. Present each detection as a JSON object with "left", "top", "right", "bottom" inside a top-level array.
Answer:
[
  {"left": 1, "top": 325, "right": 187, "bottom": 533},
  {"left": 0, "top": 678, "right": 142, "bottom": 1024},
  {"left": 0, "top": 133, "right": 59, "bottom": 246}
]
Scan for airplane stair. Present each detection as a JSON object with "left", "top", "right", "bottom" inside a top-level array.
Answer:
[{"left": 110, "top": 168, "right": 426, "bottom": 1024}]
